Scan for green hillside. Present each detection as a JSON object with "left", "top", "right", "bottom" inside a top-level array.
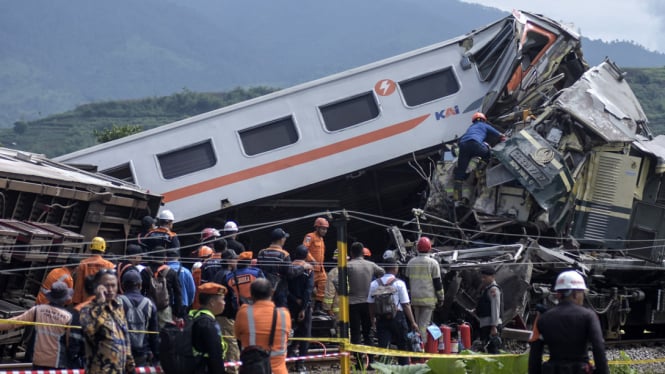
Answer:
[
  {"left": 1, "top": 87, "right": 278, "bottom": 157},
  {"left": 1, "top": 67, "right": 663, "bottom": 158}
]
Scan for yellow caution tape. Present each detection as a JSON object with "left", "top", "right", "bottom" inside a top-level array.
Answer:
[{"left": 0, "top": 318, "right": 158, "bottom": 334}]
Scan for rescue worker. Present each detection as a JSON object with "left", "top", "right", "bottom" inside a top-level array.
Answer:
[
  {"left": 192, "top": 282, "right": 228, "bottom": 374},
  {"left": 224, "top": 251, "right": 265, "bottom": 311},
  {"left": 257, "top": 228, "right": 310, "bottom": 307},
  {"left": 322, "top": 249, "right": 342, "bottom": 320},
  {"left": 144, "top": 209, "right": 181, "bottom": 256},
  {"left": 453, "top": 112, "right": 506, "bottom": 199},
  {"left": 528, "top": 271, "right": 609, "bottom": 374},
  {"left": 287, "top": 245, "right": 314, "bottom": 372},
  {"left": 118, "top": 270, "right": 159, "bottom": 367},
  {"left": 223, "top": 221, "right": 246, "bottom": 255},
  {"left": 116, "top": 244, "right": 145, "bottom": 293},
  {"left": 235, "top": 278, "right": 291, "bottom": 374},
  {"left": 212, "top": 249, "right": 240, "bottom": 372},
  {"left": 476, "top": 266, "right": 503, "bottom": 353},
  {"left": 303, "top": 217, "right": 329, "bottom": 314},
  {"left": 191, "top": 241, "right": 214, "bottom": 310},
  {"left": 73, "top": 236, "right": 115, "bottom": 304},
  {"left": 404, "top": 236, "right": 444, "bottom": 339},
  {"left": 36, "top": 256, "right": 76, "bottom": 305}
]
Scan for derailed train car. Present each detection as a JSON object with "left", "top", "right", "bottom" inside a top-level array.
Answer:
[
  {"left": 421, "top": 60, "right": 665, "bottom": 339},
  {"left": 0, "top": 148, "right": 161, "bottom": 353}
]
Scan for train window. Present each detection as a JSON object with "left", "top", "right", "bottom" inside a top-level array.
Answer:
[
  {"left": 239, "top": 116, "right": 299, "bottom": 156},
  {"left": 399, "top": 68, "right": 460, "bottom": 107},
  {"left": 101, "top": 163, "right": 135, "bottom": 183},
  {"left": 320, "top": 92, "right": 379, "bottom": 131},
  {"left": 157, "top": 140, "right": 216, "bottom": 179}
]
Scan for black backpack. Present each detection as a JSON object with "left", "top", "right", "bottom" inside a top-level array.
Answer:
[{"left": 159, "top": 311, "right": 206, "bottom": 374}]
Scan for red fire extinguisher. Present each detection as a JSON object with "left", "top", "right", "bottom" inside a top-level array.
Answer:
[
  {"left": 459, "top": 322, "right": 472, "bottom": 350},
  {"left": 439, "top": 324, "right": 452, "bottom": 354},
  {"left": 425, "top": 328, "right": 439, "bottom": 353}
]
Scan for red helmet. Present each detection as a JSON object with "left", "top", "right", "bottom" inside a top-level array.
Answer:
[
  {"left": 314, "top": 217, "right": 329, "bottom": 228},
  {"left": 472, "top": 112, "right": 487, "bottom": 122},
  {"left": 363, "top": 247, "right": 372, "bottom": 257},
  {"left": 417, "top": 237, "right": 432, "bottom": 253},
  {"left": 201, "top": 228, "right": 220, "bottom": 241}
]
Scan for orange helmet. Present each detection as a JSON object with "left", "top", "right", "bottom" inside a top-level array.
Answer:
[
  {"left": 314, "top": 217, "right": 329, "bottom": 228},
  {"left": 417, "top": 237, "right": 432, "bottom": 253},
  {"left": 362, "top": 247, "right": 372, "bottom": 257},
  {"left": 472, "top": 112, "right": 487, "bottom": 122},
  {"left": 192, "top": 245, "right": 214, "bottom": 259}
]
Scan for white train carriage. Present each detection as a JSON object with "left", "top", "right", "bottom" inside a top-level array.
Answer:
[{"left": 56, "top": 10, "right": 583, "bottom": 223}]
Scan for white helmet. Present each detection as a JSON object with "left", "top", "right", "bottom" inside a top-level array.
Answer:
[
  {"left": 554, "top": 271, "right": 587, "bottom": 291},
  {"left": 157, "top": 209, "right": 175, "bottom": 221},
  {"left": 224, "top": 221, "right": 239, "bottom": 232}
]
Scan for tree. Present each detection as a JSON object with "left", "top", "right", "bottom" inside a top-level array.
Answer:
[{"left": 94, "top": 124, "right": 143, "bottom": 143}]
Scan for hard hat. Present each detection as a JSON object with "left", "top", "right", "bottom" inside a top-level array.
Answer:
[
  {"left": 417, "top": 237, "right": 432, "bottom": 253},
  {"left": 157, "top": 209, "right": 175, "bottom": 221},
  {"left": 192, "top": 245, "right": 214, "bottom": 259},
  {"left": 554, "top": 270, "right": 587, "bottom": 291},
  {"left": 363, "top": 247, "right": 372, "bottom": 257},
  {"left": 223, "top": 221, "right": 239, "bottom": 232},
  {"left": 314, "top": 217, "right": 329, "bottom": 228},
  {"left": 201, "top": 228, "right": 221, "bottom": 241},
  {"left": 472, "top": 112, "right": 487, "bottom": 122},
  {"left": 90, "top": 236, "right": 106, "bottom": 252}
]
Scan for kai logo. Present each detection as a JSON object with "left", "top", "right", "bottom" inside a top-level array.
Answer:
[
  {"left": 374, "top": 79, "right": 396, "bottom": 96},
  {"left": 434, "top": 105, "right": 460, "bottom": 120}
]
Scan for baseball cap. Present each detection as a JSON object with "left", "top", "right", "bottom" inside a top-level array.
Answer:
[{"left": 270, "top": 228, "right": 289, "bottom": 241}]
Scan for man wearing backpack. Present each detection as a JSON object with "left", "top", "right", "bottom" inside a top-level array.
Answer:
[
  {"left": 118, "top": 270, "right": 159, "bottom": 367},
  {"left": 141, "top": 247, "right": 183, "bottom": 327},
  {"left": 166, "top": 250, "right": 196, "bottom": 310},
  {"left": 235, "top": 278, "right": 291, "bottom": 374},
  {"left": 368, "top": 257, "right": 419, "bottom": 365}
]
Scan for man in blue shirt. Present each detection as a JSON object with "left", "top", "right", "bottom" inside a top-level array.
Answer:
[
  {"left": 454, "top": 112, "right": 505, "bottom": 182},
  {"left": 166, "top": 250, "right": 196, "bottom": 310}
]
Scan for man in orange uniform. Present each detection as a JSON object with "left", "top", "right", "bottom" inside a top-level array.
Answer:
[
  {"left": 235, "top": 278, "right": 291, "bottom": 374},
  {"left": 303, "top": 217, "right": 329, "bottom": 313},
  {"left": 36, "top": 257, "right": 77, "bottom": 305},
  {"left": 72, "top": 237, "right": 115, "bottom": 304}
]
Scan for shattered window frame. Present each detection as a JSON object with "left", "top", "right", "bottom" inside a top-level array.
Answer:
[
  {"left": 239, "top": 116, "right": 300, "bottom": 156},
  {"left": 473, "top": 20, "right": 514, "bottom": 81},
  {"left": 157, "top": 139, "right": 217, "bottom": 180},
  {"left": 399, "top": 67, "right": 460, "bottom": 107},
  {"left": 319, "top": 91, "right": 380, "bottom": 132}
]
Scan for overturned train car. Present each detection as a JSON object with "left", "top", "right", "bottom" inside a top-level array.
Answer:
[
  {"left": 0, "top": 148, "right": 162, "bottom": 306},
  {"left": 423, "top": 60, "right": 665, "bottom": 339}
]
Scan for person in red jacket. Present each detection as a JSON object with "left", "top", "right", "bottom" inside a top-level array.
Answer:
[{"left": 303, "top": 217, "right": 329, "bottom": 313}]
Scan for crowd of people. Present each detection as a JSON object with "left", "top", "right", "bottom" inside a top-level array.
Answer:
[{"left": 0, "top": 208, "right": 609, "bottom": 374}]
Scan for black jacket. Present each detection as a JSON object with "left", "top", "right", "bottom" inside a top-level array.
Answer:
[{"left": 191, "top": 310, "right": 225, "bottom": 374}]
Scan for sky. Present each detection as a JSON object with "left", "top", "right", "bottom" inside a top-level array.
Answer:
[{"left": 461, "top": 0, "right": 665, "bottom": 53}]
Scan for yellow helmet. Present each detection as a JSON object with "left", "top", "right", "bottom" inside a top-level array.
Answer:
[{"left": 90, "top": 236, "right": 106, "bottom": 252}]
